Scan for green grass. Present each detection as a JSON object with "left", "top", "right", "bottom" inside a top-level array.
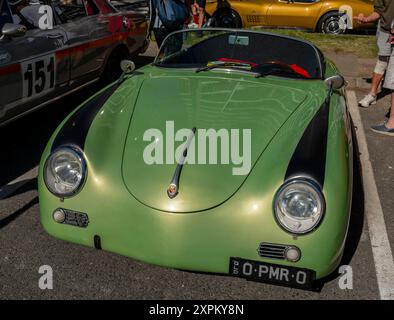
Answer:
[{"left": 250, "top": 28, "right": 377, "bottom": 58}]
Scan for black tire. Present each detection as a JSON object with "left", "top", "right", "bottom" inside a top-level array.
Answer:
[
  {"left": 101, "top": 47, "right": 129, "bottom": 84},
  {"left": 214, "top": 10, "right": 242, "bottom": 29},
  {"left": 317, "top": 12, "right": 346, "bottom": 35}
]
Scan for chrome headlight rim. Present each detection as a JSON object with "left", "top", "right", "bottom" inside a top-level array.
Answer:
[
  {"left": 43, "top": 145, "right": 87, "bottom": 198},
  {"left": 273, "top": 177, "right": 326, "bottom": 235}
]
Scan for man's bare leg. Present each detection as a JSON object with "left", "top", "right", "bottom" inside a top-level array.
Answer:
[
  {"left": 359, "top": 58, "right": 389, "bottom": 108},
  {"left": 198, "top": 8, "right": 205, "bottom": 28},
  {"left": 387, "top": 92, "right": 394, "bottom": 128},
  {"left": 370, "top": 72, "right": 385, "bottom": 96}
]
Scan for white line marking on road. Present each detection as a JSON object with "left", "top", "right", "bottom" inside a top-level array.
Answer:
[
  {"left": 348, "top": 90, "right": 394, "bottom": 300},
  {"left": 0, "top": 166, "right": 38, "bottom": 200}
]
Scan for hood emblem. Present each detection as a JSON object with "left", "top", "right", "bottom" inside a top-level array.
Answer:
[
  {"left": 166, "top": 127, "right": 196, "bottom": 199},
  {"left": 167, "top": 183, "right": 178, "bottom": 199}
]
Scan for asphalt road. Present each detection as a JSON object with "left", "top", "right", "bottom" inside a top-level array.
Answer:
[{"left": 0, "top": 47, "right": 393, "bottom": 300}]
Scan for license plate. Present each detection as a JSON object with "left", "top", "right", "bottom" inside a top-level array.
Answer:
[{"left": 229, "top": 257, "right": 316, "bottom": 290}]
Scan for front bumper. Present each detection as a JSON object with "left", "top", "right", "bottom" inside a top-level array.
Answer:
[{"left": 38, "top": 169, "right": 348, "bottom": 280}]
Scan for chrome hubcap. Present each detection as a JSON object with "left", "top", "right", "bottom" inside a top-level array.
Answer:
[{"left": 325, "top": 18, "right": 342, "bottom": 34}]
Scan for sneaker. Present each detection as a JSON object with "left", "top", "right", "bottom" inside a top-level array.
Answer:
[
  {"left": 371, "top": 122, "right": 394, "bottom": 136},
  {"left": 358, "top": 94, "right": 377, "bottom": 108},
  {"left": 187, "top": 22, "right": 199, "bottom": 29}
]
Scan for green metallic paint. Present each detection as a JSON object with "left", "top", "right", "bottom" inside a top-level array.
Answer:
[
  {"left": 38, "top": 61, "right": 353, "bottom": 280},
  {"left": 123, "top": 73, "right": 308, "bottom": 212}
]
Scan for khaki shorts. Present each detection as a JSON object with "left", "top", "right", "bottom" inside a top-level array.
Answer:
[
  {"left": 377, "top": 28, "right": 392, "bottom": 57},
  {"left": 384, "top": 54, "right": 394, "bottom": 90}
]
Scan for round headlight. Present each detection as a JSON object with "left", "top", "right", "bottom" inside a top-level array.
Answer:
[
  {"left": 273, "top": 178, "right": 325, "bottom": 234},
  {"left": 44, "top": 146, "right": 86, "bottom": 197}
]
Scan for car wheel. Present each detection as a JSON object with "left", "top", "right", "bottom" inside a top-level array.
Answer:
[
  {"left": 214, "top": 10, "right": 242, "bottom": 29},
  {"left": 101, "top": 47, "right": 129, "bottom": 84},
  {"left": 318, "top": 12, "right": 346, "bottom": 35}
]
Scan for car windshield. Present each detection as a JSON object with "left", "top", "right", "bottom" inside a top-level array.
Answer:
[{"left": 154, "top": 29, "right": 323, "bottom": 79}]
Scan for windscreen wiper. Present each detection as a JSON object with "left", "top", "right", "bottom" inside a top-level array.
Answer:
[{"left": 196, "top": 61, "right": 252, "bottom": 73}]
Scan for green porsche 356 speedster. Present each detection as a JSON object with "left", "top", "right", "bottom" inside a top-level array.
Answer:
[{"left": 38, "top": 29, "right": 353, "bottom": 290}]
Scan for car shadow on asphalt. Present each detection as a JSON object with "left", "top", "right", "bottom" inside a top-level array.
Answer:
[
  {"left": 0, "top": 195, "right": 38, "bottom": 230},
  {"left": 0, "top": 178, "right": 37, "bottom": 201},
  {"left": 313, "top": 119, "right": 366, "bottom": 292}
]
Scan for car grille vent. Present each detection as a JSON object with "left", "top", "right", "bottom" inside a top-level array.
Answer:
[
  {"left": 246, "top": 15, "right": 264, "bottom": 24},
  {"left": 258, "top": 243, "right": 287, "bottom": 260}
]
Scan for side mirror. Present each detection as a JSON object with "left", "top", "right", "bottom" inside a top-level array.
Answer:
[
  {"left": 324, "top": 74, "right": 346, "bottom": 90},
  {"left": 120, "top": 60, "right": 135, "bottom": 74},
  {"left": 118, "top": 60, "right": 135, "bottom": 84},
  {"left": 1, "top": 23, "right": 27, "bottom": 39}
]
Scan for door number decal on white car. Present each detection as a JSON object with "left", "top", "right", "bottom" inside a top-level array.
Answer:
[{"left": 21, "top": 54, "right": 56, "bottom": 99}]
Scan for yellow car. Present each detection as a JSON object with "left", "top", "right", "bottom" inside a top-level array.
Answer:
[{"left": 205, "top": 0, "right": 375, "bottom": 34}]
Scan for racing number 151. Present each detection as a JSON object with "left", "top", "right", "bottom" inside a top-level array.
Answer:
[{"left": 22, "top": 55, "right": 55, "bottom": 98}]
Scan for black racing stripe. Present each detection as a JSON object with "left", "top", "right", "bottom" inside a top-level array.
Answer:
[
  {"left": 285, "top": 98, "right": 330, "bottom": 187},
  {"left": 51, "top": 84, "right": 117, "bottom": 152}
]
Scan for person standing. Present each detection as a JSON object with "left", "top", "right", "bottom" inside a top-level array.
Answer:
[
  {"left": 371, "top": 21, "right": 394, "bottom": 136},
  {"left": 357, "top": 0, "right": 394, "bottom": 108},
  {"left": 191, "top": 0, "right": 205, "bottom": 28},
  {"left": 150, "top": 0, "right": 189, "bottom": 48}
]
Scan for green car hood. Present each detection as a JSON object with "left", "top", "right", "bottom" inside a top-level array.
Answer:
[{"left": 122, "top": 74, "right": 308, "bottom": 212}]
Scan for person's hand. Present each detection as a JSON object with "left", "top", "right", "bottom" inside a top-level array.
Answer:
[
  {"left": 388, "top": 28, "right": 394, "bottom": 44},
  {"left": 357, "top": 13, "right": 368, "bottom": 24}
]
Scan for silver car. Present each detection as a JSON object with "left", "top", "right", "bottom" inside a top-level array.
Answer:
[{"left": 0, "top": 0, "right": 149, "bottom": 126}]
